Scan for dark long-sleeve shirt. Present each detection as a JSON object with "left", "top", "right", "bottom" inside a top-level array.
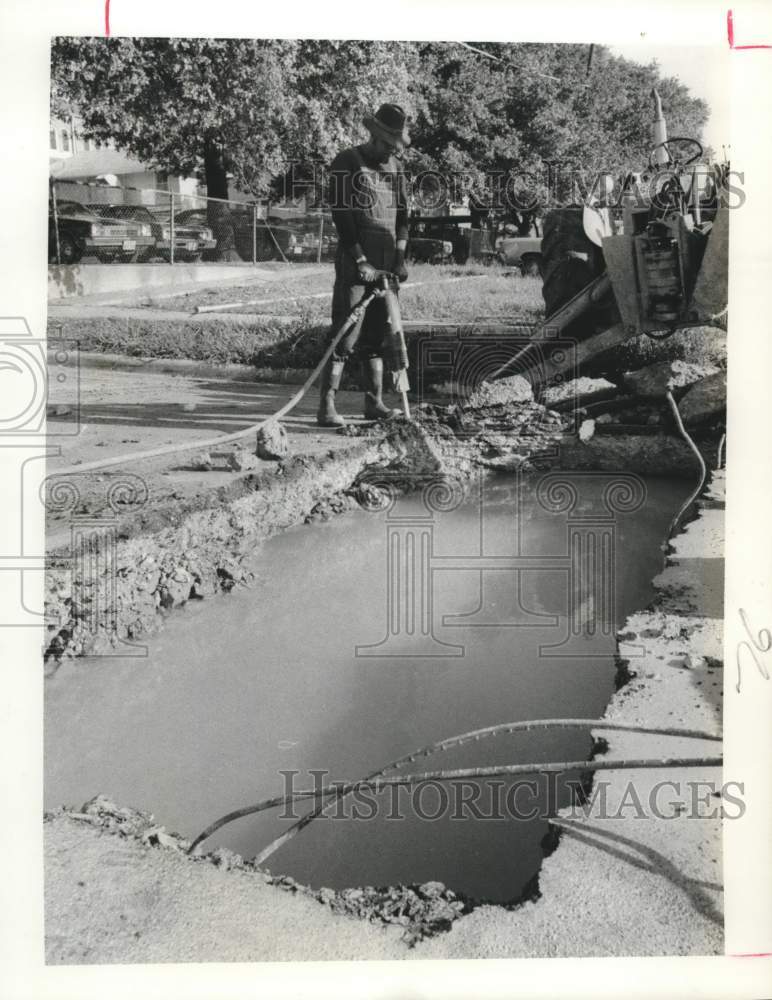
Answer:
[{"left": 328, "top": 145, "right": 409, "bottom": 257}]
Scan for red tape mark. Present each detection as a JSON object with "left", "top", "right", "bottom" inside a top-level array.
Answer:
[
  {"left": 105, "top": 0, "right": 110, "bottom": 36},
  {"left": 727, "top": 9, "right": 771, "bottom": 49}
]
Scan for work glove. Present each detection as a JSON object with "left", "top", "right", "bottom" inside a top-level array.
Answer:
[
  {"left": 356, "top": 258, "right": 379, "bottom": 284},
  {"left": 393, "top": 249, "right": 409, "bottom": 283}
]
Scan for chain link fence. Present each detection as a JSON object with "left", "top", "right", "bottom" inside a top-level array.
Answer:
[{"left": 48, "top": 180, "right": 337, "bottom": 266}]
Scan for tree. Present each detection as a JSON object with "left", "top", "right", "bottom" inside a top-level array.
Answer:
[
  {"left": 51, "top": 37, "right": 295, "bottom": 200},
  {"left": 51, "top": 36, "right": 710, "bottom": 218},
  {"left": 407, "top": 42, "right": 710, "bottom": 210},
  {"left": 269, "top": 40, "right": 419, "bottom": 204},
  {"left": 51, "top": 38, "right": 419, "bottom": 200}
]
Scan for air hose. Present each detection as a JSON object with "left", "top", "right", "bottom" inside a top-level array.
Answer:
[
  {"left": 188, "top": 718, "right": 721, "bottom": 854},
  {"left": 53, "top": 286, "right": 381, "bottom": 478},
  {"left": 664, "top": 389, "right": 708, "bottom": 543}
]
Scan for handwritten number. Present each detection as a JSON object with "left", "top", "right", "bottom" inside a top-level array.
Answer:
[{"left": 735, "top": 607, "right": 771, "bottom": 693}]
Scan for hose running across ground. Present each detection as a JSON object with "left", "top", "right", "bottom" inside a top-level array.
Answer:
[
  {"left": 664, "top": 389, "right": 708, "bottom": 542},
  {"left": 53, "top": 288, "right": 379, "bottom": 477},
  {"left": 188, "top": 718, "right": 722, "bottom": 855}
]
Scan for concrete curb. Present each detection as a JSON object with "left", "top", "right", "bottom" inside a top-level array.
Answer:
[
  {"left": 48, "top": 305, "right": 527, "bottom": 333},
  {"left": 47, "top": 348, "right": 311, "bottom": 384},
  {"left": 48, "top": 262, "right": 332, "bottom": 305}
]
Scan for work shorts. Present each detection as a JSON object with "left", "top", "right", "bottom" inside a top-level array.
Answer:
[{"left": 329, "top": 253, "right": 398, "bottom": 361}]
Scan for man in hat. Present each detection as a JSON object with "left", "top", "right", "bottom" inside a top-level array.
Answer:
[{"left": 317, "top": 103, "right": 411, "bottom": 427}]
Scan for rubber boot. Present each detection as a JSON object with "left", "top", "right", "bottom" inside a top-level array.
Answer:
[
  {"left": 317, "top": 358, "right": 346, "bottom": 427},
  {"left": 363, "top": 357, "right": 401, "bottom": 421}
]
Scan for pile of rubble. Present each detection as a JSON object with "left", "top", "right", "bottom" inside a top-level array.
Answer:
[
  {"left": 410, "top": 336, "right": 726, "bottom": 480},
  {"left": 275, "top": 877, "right": 471, "bottom": 946}
]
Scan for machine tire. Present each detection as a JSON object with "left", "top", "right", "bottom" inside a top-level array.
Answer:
[
  {"left": 541, "top": 209, "right": 601, "bottom": 315},
  {"left": 540, "top": 207, "right": 618, "bottom": 338},
  {"left": 53, "top": 232, "right": 82, "bottom": 266},
  {"left": 519, "top": 255, "right": 542, "bottom": 278}
]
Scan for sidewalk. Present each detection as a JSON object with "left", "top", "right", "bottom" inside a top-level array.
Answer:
[{"left": 45, "top": 363, "right": 370, "bottom": 551}]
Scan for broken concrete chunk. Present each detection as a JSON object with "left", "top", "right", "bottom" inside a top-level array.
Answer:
[
  {"left": 199, "top": 446, "right": 261, "bottom": 471},
  {"left": 677, "top": 372, "right": 727, "bottom": 425},
  {"left": 543, "top": 376, "right": 617, "bottom": 407},
  {"left": 579, "top": 418, "right": 596, "bottom": 443},
  {"left": 141, "top": 826, "right": 183, "bottom": 851},
  {"left": 209, "top": 846, "right": 243, "bottom": 869},
  {"left": 466, "top": 374, "right": 534, "bottom": 409},
  {"left": 256, "top": 421, "right": 290, "bottom": 460},
  {"left": 623, "top": 359, "right": 720, "bottom": 399},
  {"left": 158, "top": 568, "right": 192, "bottom": 608},
  {"left": 190, "top": 452, "right": 214, "bottom": 471},
  {"left": 418, "top": 881, "right": 446, "bottom": 898},
  {"left": 226, "top": 447, "right": 261, "bottom": 471}
]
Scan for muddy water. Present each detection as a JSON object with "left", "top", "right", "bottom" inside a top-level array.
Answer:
[{"left": 45, "top": 474, "right": 690, "bottom": 902}]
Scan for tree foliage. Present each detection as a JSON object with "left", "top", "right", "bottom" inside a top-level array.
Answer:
[
  {"left": 410, "top": 42, "right": 709, "bottom": 206},
  {"left": 51, "top": 37, "right": 710, "bottom": 205},
  {"left": 51, "top": 37, "right": 295, "bottom": 198}
]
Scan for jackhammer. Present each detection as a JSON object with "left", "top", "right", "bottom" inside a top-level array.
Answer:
[
  {"left": 347, "top": 270, "right": 411, "bottom": 420},
  {"left": 378, "top": 273, "right": 412, "bottom": 420}
]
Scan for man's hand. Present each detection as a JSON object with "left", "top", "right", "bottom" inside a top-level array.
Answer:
[
  {"left": 357, "top": 259, "right": 379, "bottom": 284},
  {"left": 393, "top": 249, "right": 408, "bottom": 283}
]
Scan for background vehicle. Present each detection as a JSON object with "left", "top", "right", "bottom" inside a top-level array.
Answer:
[
  {"left": 166, "top": 211, "right": 215, "bottom": 262},
  {"left": 272, "top": 215, "right": 336, "bottom": 261},
  {"left": 49, "top": 200, "right": 146, "bottom": 264},
  {"left": 174, "top": 207, "right": 294, "bottom": 262},
  {"left": 93, "top": 205, "right": 214, "bottom": 262},
  {"left": 87, "top": 205, "right": 158, "bottom": 262},
  {"left": 495, "top": 232, "right": 543, "bottom": 276},
  {"left": 408, "top": 216, "right": 472, "bottom": 264}
]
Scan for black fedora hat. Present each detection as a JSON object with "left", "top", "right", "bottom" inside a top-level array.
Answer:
[{"left": 363, "top": 103, "right": 411, "bottom": 149}]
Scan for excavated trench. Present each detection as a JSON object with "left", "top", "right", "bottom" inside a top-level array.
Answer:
[
  {"left": 43, "top": 347, "right": 727, "bottom": 946},
  {"left": 41, "top": 272, "right": 728, "bottom": 950},
  {"left": 45, "top": 442, "right": 694, "bottom": 929}
]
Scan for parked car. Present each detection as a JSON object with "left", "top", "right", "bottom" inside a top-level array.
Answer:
[
  {"left": 48, "top": 200, "right": 150, "bottom": 264},
  {"left": 169, "top": 210, "right": 217, "bottom": 261},
  {"left": 407, "top": 216, "right": 472, "bottom": 264},
  {"left": 270, "top": 215, "right": 336, "bottom": 262},
  {"left": 495, "top": 230, "right": 543, "bottom": 276},
  {"left": 93, "top": 205, "right": 213, "bottom": 262},
  {"left": 173, "top": 207, "right": 335, "bottom": 263},
  {"left": 174, "top": 207, "right": 274, "bottom": 262}
]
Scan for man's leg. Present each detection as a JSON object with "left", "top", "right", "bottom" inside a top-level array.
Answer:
[
  {"left": 317, "top": 356, "right": 347, "bottom": 427},
  {"left": 359, "top": 297, "right": 400, "bottom": 421},
  {"left": 317, "top": 273, "right": 367, "bottom": 428}
]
